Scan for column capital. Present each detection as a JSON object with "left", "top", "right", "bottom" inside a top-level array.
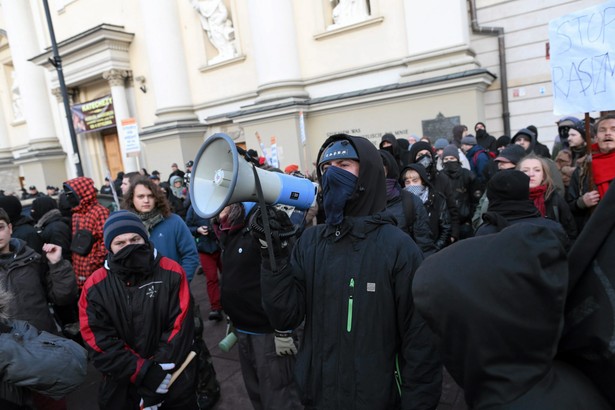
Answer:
[
  {"left": 102, "top": 69, "right": 130, "bottom": 87},
  {"left": 51, "top": 87, "right": 77, "bottom": 103}
]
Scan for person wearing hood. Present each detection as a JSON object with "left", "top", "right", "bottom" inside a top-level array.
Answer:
[
  {"left": 401, "top": 164, "right": 452, "bottom": 251},
  {"left": 412, "top": 222, "right": 610, "bottom": 409},
  {"left": 460, "top": 135, "right": 491, "bottom": 187},
  {"left": 396, "top": 137, "right": 412, "bottom": 167},
  {"left": 552, "top": 116, "right": 580, "bottom": 159},
  {"left": 408, "top": 140, "right": 460, "bottom": 243},
  {"left": 526, "top": 125, "right": 551, "bottom": 158},
  {"left": 440, "top": 145, "right": 480, "bottom": 239},
  {"left": 473, "top": 121, "right": 497, "bottom": 153},
  {"left": 31, "top": 196, "right": 72, "bottom": 262},
  {"left": 257, "top": 134, "right": 442, "bottom": 409},
  {"left": 379, "top": 133, "right": 404, "bottom": 170},
  {"left": 555, "top": 119, "right": 591, "bottom": 188},
  {"left": 566, "top": 114, "right": 615, "bottom": 232},
  {"left": 0, "top": 195, "right": 44, "bottom": 256},
  {"left": 79, "top": 211, "right": 197, "bottom": 410},
  {"left": 380, "top": 150, "right": 435, "bottom": 255},
  {"left": 63, "top": 176, "right": 110, "bottom": 287}
]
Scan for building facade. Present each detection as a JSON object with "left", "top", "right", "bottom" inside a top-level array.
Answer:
[{"left": 0, "top": 0, "right": 603, "bottom": 192}]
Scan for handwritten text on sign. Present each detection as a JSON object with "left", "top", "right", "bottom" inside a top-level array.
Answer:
[{"left": 549, "top": 2, "right": 615, "bottom": 115}]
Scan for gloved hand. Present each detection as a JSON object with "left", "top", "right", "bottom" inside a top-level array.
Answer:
[
  {"left": 138, "top": 362, "right": 175, "bottom": 407},
  {"left": 274, "top": 330, "right": 298, "bottom": 356},
  {"left": 249, "top": 206, "right": 297, "bottom": 259}
]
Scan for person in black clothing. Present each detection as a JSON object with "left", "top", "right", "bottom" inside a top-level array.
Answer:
[
  {"left": 31, "top": 196, "right": 72, "bottom": 262},
  {"left": 526, "top": 125, "right": 551, "bottom": 158},
  {"left": 256, "top": 134, "right": 442, "bottom": 409},
  {"left": 99, "top": 177, "right": 113, "bottom": 195},
  {"left": 0, "top": 195, "right": 44, "bottom": 255},
  {"left": 474, "top": 122, "right": 497, "bottom": 153},
  {"left": 402, "top": 164, "right": 452, "bottom": 251},
  {"left": 475, "top": 170, "right": 568, "bottom": 248},
  {"left": 380, "top": 150, "right": 435, "bottom": 255},
  {"left": 113, "top": 171, "right": 124, "bottom": 196},
  {"left": 27, "top": 185, "right": 45, "bottom": 199},
  {"left": 214, "top": 202, "right": 301, "bottom": 409},
  {"left": 169, "top": 162, "right": 185, "bottom": 183},
  {"left": 440, "top": 145, "right": 480, "bottom": 239},
  {"left": 379, "top": 133, "right": 404, "bottom": 170},
  {"left": 408, "top": 141, "right": 460, "bottom": 243}
]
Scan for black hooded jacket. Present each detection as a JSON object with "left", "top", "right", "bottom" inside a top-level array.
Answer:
[
  {"left": 261, "top": 134, "right": 442, "bottom": 409},
  {"left": 413, "top": 223, "right": 611, "bottom": 409}
]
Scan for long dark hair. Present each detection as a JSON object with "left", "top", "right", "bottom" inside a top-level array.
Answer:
[{"left": 122, "top": 176, "right": 171, "bottom": 217}]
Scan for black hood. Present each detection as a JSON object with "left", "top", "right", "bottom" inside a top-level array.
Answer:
[
  {"left": 379, "top": 149, "right": 399, "bottom": 180},
  {"left": 413, "top": 223, "right": 569, "bottom": 408},
  {"left": 317, "top": 134, "right": 386, "bottom": 218},
  {"left": 379, "top": 133, "right": 401, "bottom": 162},
  {"left": 511, "top": 128, "right": 537, "bottom": 154}
]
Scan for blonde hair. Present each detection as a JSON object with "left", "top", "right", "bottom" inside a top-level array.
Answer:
[{"left": 517, "top": 154, "right": 555, "bottom": 199}]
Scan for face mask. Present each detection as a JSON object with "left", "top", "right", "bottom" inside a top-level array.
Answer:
[
  {"left": 404, "top": 185, "right": 429, "bottom": 203},
  {"left": 65, "top": 191, "right": 80, "bottom": 208},
  {"left": 443, "top": 161, "right": 461, "bottom": 172},
  {"left": 108, "top": 242, "right": 153, "bottom": 278},
  {"left": 417, "top": 154, "right": 432, "bottom": 169},
  {"left": 476, "top": 129, "right": 486, "bottom": 138},
  {"left": 321, "top": 165, "right": 358, "bottom": 226}
]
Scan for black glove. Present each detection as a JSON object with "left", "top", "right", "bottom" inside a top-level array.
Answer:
[
  {"left": 137, "top": 362, "right": 173, "bottom": 407},
  {"left": 249, "top": 206, "right": 297, "bottom": 260}
]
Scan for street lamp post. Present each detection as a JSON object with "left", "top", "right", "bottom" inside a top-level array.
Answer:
[{"left": 41, "top": 0, "right": 84, "bottom": 177}]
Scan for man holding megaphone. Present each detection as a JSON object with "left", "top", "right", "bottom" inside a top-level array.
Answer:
[{"left": 253, "top": 134, "right": 442, "bottom": 410}]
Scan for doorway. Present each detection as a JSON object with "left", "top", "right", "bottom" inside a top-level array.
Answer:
[{"left": 102, "top": 131, "right": 124, "bottom": 179}]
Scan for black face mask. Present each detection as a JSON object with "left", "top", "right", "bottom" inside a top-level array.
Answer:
[
  {"left": 476, "top": 129, "right": 487, "bottom": 139},
  {"left": 108, "top": 242, "right": 154, "bottom": 281},
  {"left": 443, "top": 161, "right": 461, "bottom": 173},
  {"left": 64, "top": 191, "right": 80, "bottom": 208}
]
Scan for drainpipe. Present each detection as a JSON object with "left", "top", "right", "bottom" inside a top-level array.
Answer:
[{"left": 468, "top": 0, "right": 511, "bottom": 137}]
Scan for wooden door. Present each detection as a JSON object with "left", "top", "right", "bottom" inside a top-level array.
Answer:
[{"left": 102, "top": 133, "right": 123, "bottom": 178}]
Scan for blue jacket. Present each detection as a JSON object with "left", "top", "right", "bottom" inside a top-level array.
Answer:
[
  {"left": 465, "top": 145, "right": 490, "bottom": 183},
  {"left": 149, "top": 213, "right": 200, "bottom": 281}
]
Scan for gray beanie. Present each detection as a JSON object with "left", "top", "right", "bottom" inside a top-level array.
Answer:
[
  {"left": 461, "top": 135, "right": 477, "bottom": 146},
  {"left": 442, "top": 145, "right": 460, "bottom": 161},
  {"left": 434, "top": 138, "right": 449, "bottom": 150}
]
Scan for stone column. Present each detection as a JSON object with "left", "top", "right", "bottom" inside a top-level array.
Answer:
[
  {"left": 103, "top": 69, "right": 138, "bottom": 172},
  {"left": 138, "top": 0, "right": 196, "bottom": 122},
  {"left": 2, "top": 0, "right": 61, "bottom": 148},
  {"left": 246, "top": 0, "right": 308, "bottom": 103}
]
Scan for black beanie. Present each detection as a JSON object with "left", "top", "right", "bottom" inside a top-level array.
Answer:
[
  {"left": 486, "top": 170, "right": 530, "bottom": 202},
  {"left": 0, "top": 195, "right": 22, "bottom": 224},
  {"left": 408, "top": 141, "right": 433, "bottom": 163},
  {"left": 31, "top": 196, "right": 58, "bottom": 222},
  {"left": 103, "top": 210, "right": 149, "bottom": 251}
]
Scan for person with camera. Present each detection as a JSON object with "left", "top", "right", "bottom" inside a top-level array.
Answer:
[
  {"left": 79, "top": 211, "right": 197, "bottom": 410},
  {"left": 255, "top": 134, "right": 442, "bottom": 409},
  {"left": 214, "top": 201, "right": 301, "bottom": 409}
]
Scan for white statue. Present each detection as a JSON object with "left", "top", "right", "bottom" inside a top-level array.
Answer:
[
  {"left": 191, "top": 0, "right": 237, "bottom": 64},
  {"left": 10, "top": 71, "right": 23, "bottom": 121},
  {"left": 329, "top": 0, "right": 370, "bottom": 28}
]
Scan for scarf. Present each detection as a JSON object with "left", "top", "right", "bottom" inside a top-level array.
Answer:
[
  {"left": 592, "top": 147, "right": 615, "bottom": 199},
  {"left": 385, "top": 178, "right": 400, "bottom": 201},
  {"left": 404, "top": 185, "right": 429, "bottom": 204},
  {"left": 107, "top": 243, "right": 155, "bottom": 285},
  {"left": 138, "top": 210, "right": 165, "bottom": 233},
  {"left": 529, "top": 185, "right": 547, "bottom": 217},
  {"left": 321, "top": 166, "right": 358, "bottom": 226}
]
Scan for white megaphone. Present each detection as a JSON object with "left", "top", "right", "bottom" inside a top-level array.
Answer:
[{"left": 190, "top": 133, "right": 317, "bottom": 219}]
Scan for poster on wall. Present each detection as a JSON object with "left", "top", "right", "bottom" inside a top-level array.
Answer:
[
  {"left": 121, "top": 118, "right": 141, "bottom": 157},
  {"left": 549, "top": 1, "right": 615, "bottom": 115},
  {"left": 70, "top": 95, "right": 116, "bottom": 133}
]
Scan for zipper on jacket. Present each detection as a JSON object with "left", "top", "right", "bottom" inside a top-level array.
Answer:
[{"left": 346, "top": 278, "right": 354, "bottom": 332}]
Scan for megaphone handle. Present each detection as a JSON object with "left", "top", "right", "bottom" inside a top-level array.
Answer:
[{"left": 250, "top": 164, "right": 279, "bottom": 272}]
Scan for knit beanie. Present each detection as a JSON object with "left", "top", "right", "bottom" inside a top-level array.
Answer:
[
  {"left": 408, "top": 141, "right": 433, "bottom": 163},
  {"left": 0, "top": 195, "right": 22, "bottom": 224},
  {"left": 442, "top": 144, "right": 460, "bottom": 161},
  {"left": 103, "top": 210, "right": 149, "bottom": 251},
  {"left": 486, "top": 170, "right": 530, "bottom": 202},
  {"left": 461, "top": 135, "right": 477, "bottom": 146},
  {"left": 434, "top": 138, "right": 449, "bottom": 150}
]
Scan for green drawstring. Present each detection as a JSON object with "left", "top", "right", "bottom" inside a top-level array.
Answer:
[{"left": 346, "top": 278, "right": 354, "bottom": 332}]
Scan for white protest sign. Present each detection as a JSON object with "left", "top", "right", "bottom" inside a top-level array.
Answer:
[
  {"left": 121, "top": 118, "right": 141, "bottom": 157},
  {"left": 549, "top": 1, "right": 615, "bottom": 115}
]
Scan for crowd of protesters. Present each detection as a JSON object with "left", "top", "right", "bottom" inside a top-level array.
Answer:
[{"left": 0, "top": 113, "right": 614, "bottom": 409}]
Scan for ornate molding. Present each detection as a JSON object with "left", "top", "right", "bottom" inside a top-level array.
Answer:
[
  {"left": 102, "top": 69, "right": 130, "bottom": 87},
  {"left": 51, "top": 87, "right": 77, "bottom": 103}
]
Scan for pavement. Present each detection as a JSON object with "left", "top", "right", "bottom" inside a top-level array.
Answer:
[{"left": 67, "top": 272, "right": 253, "bottom": 409}]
